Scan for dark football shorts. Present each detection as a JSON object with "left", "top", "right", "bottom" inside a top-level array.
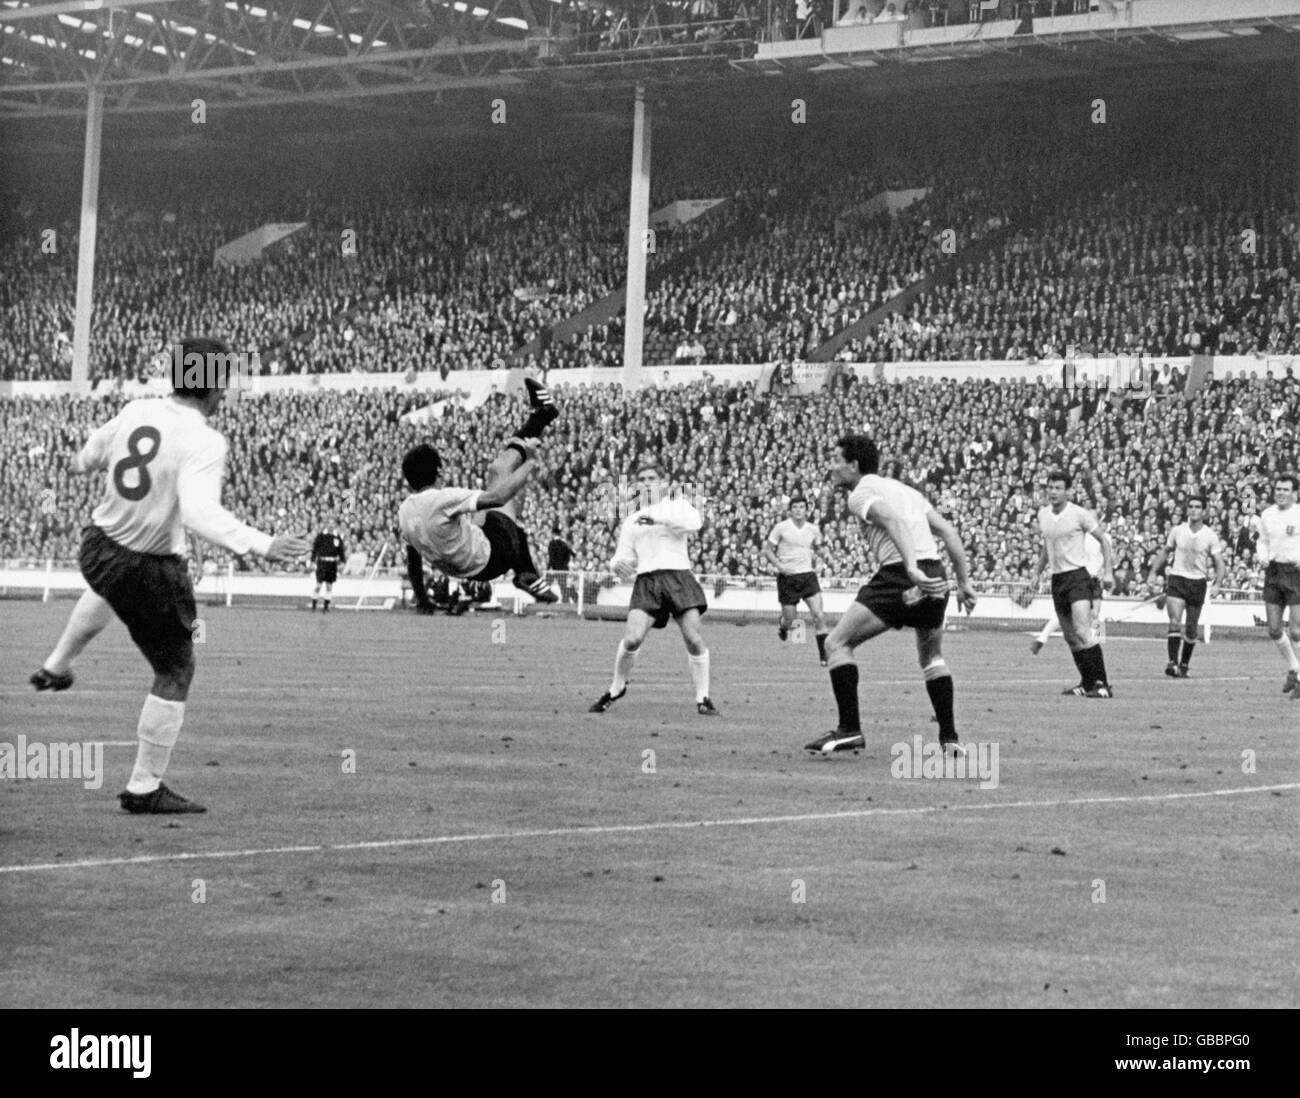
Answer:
[
  {"left": 1165, "top": 573, "right": 1208, "bottom": 608},
  {"left": 468, "top": 510, "right": 531, "bottom": 583},
  {"left": 855, "top": 559, "right": 948, "bottom": 631},
  {"left": 1051, "top": 566, "right": 1095, "bottom": 620},
  {"left": 315, "top": 561, "right": 339, "bottom": 584},
  {"left": 79, "top": 524, "right": 196, "bottom": 678},
  {"left": 777, "top": 571, "right": 821, "bottom": 606},
  {"left": 631, "top": 569, "right": 708, "bottom": 629},
  {"left": 1263, "top": 562, "right": 1300, "bottom": 608},
  {"left": 1088, "top": 575, "right": 1103, "bottom": 604}
]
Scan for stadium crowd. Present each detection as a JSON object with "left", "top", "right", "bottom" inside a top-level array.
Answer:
[
  {"left": 10, "top": 86, "right": 1290, "bottom": 384},
  {"left": 4, "top": 368, "right": 1293, "bottom": 599}
]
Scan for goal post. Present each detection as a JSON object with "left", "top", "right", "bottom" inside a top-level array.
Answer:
[{"left": 353, "top": 543, "right": 396, "bottom": 611}]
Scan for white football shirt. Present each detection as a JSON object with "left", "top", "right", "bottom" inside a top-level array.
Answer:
[
  {"left": 399, "top": 487, "right": 489, "bottom": 579},
  {"left": 767, "top": 518, "right": 819, "bottom": 574},
  {"left": 610, "top": 498, "right": 702, "bottom": 576},
  {"left": 1037, "top": 502, "right": 1098, "bottom": 575},
  {"left": 78, "top": 397, "right": 273, "bottom": 557},
  {"left": 1169, "top": 523, "right": 1221, "bottom": 579},
  {"left": 846, "top": 475, "right": 939, "bottom": 566},
  {"left": 1258, "top": 504, "right": 1300, "bottom": 566}
]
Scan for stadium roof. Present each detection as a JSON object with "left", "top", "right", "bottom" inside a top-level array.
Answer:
[
  {"left": 0, "top": 0, "right": 559, "bottom": 116},
  {"left": 2, "top": 0, "right": 1300, "bottom": 121}
]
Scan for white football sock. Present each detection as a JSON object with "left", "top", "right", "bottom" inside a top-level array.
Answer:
[
  {"left": 610, "top": 641, "right": 638, "bottom": 695},
  {"left": 1275, "top": 635, "right": 1300, "bottom": 672},
  {"left": 126, "top": 695, "right": 185, "bottom": 795},
  {"left": 688, "top": 649, "right": 710, "bottom": 703}
]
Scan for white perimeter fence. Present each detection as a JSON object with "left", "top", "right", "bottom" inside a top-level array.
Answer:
[{"left": 0, "top": 562, "right": 1271, "bottom": 635}]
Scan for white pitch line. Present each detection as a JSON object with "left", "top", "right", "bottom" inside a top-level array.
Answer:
[
  {"left": 0, "top": 782, "right": 1293, "bottom": 876},
  {"left": 723, "top": 675, "right": 1254, "bottom": 687},
  {"left": 3, "top": 686, "right": 360, "bottom": 697}
]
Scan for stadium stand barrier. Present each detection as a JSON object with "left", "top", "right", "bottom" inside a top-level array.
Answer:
[{"left": 0, "top": 562, "right": 1268, "bottom": 637}]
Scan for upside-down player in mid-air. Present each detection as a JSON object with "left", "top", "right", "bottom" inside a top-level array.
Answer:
[
  {"left": 29, "top": 337, "right": 310, "bottom": 813},
  {"left": 400, "top": 375, "right": 560, "bottom": 610},
  {"left": 763, "top": 495, "right": 830, "bottom": 666},
  {"left": 805, "top": 436, "right": 976, "bottom": 756},
  {"left": 1256, "top": 473, "right": 1300, "bottom": 698},
  {"left": 1146, "top": 494, "right": 1226, "bottom": 679},
  {"left": 1024, "top": 470, "right": 1115, "bottom": 697},
  {"left": 588, "top": 461, "right": 718, "bottom": 716}
]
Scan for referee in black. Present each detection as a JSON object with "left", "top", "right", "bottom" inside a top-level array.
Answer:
[{"left": 311, "top": 521, "right": 346, "bottom": 612}]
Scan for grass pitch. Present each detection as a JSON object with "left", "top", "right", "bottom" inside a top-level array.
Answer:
[{"left": 2, "top": 601, "right": 1296, "bottom": 1008}]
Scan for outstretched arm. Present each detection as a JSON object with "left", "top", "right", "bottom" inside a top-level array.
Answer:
[
  {"left": 179, "top": 443, "right": 307, "bottom": 561},
  {"left": 1089, "top": 526, "right": 1115, "bottom": 587},
  {"left": 406, "top": 545, "right": 430, "bottom": 608},
  {"left": 610, "top": 519, "right": 638, "bottom": 582},
  {"left": 762, "top": 537, "right": 784, "bottom": 573},
  {"left": 1210, "top": 545, "right": 1227, "bottom": 594},
  {"left": 928, "top": 509, "right": 975, "bottom": 613},
  {"left": 1146, "top": 543, "right": 1170, "bottom": 587}
]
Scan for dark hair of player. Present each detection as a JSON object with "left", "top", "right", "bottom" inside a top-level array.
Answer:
[
  {"left": 635, "top": 459, "right": 664, "bottom": 478},
  {"left": 402, "top": 444, "right": 442, "bottom": 491},
  {"left": 1047, "top": 469, "right": 1072, "bottom": 489},
  {"left": 837, "top": 435, "right": 879, "bottom": 476},
  {"left": 789, "top": 494, "right": 807, "bottom": 506},
  {"left": 172, "top": 336, "right": 233, "bottom": 400},
  {"left": 1186, "top": 494, "right": 1207, "bottom": 508},
  {"left": 1277, "top": 472, "right": 1299, "bottom": 492}
]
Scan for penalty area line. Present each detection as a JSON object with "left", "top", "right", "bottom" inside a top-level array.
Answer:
[{"left": 0, "top": 782, "right": 1295, "bottom": 875}]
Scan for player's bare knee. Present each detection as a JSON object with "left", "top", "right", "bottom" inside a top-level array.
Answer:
[
  {"left": 1267, "top": 626, "right": 1284, "bottom": 641},
  {"left": 153, "top": 663, "right": 193, "bottom": 702}
]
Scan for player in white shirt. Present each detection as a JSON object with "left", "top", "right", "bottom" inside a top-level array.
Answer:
[
  {"left": 1030, "top": 532, "right": 1105, "bottom": 656},
  {"left": 399, "top": 375, "right": 560, "bottom": 609},
  {"left": 589, "top": 461, "right": 718, "bottom": 716},
  {"left": 1024, "top": 469, "right": 1116, "bottom": 698},
  {"left": 763, "top": 496, "right": 829, "bottom": 665},
  {"left": 806, "top": 436, "right": 976, "bottom": 757},
  {"left": 1256, "top": 473, "right": 1300, "bottom": 696},
  {"left": 29, "top": 338, "right": 310, "bottom": 814},
  {"left": 1146, "top": 495, "right": 1226, "bottom": 678}
]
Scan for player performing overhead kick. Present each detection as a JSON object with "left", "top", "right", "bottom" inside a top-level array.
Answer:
[
  {"left": 400, "top": 374, "right": 560, "bottom": 609},
  {"left": 29, "top": 337, "right": 310, "bottom": 814},
  {"left": 805, "top": 436, "right": 976, "bottom": 757}
]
